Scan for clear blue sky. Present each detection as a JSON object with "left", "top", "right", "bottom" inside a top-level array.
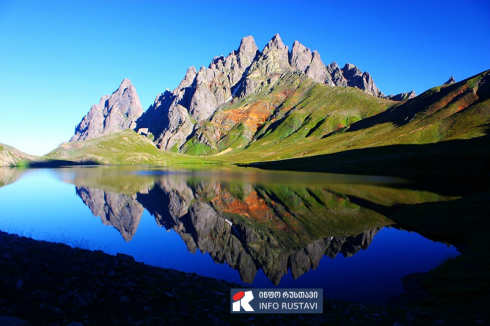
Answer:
[{"left": 1, "top": 0, "right": 489, "bottom": 155}]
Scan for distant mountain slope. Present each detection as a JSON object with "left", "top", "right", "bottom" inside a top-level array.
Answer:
[
  {"left": 48, "top": 129, "right": 207, "bottom": 165},
  {"left": 0, "top": 142, "right": 41, "bottom": 167},
  {"left": 241, "top": 70, "right": 490, "bottom": 178}
]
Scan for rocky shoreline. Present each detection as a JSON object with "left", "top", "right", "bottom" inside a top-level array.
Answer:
[{"left": 0, "top": 231, "right": 480, "bottom": 326}]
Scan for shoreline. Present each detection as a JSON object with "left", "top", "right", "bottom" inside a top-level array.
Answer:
[{"left": 0, "top": 231, "right": 468, "bottom": 326}]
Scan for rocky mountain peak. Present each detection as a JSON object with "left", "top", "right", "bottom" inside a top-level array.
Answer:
[
  {"left": 386, "top": 90, "right": 417, "bottom": 101},
  {"left": 177, "top": 66, "right": 197, "bottom": 90},
  {"left": 264, "top": 33, "right": 287, "bottom": 52},
  {"left": 444, "top": 76, "right": 456, "bottom": 85},
  {"left": 119, "top": 78, "right": 132, "bottom": 88},
  {"left": 289, "top": 41, "right": 312, "bottom": 72},
  {"left": 237, "top": 35, "right": 259, "bottom": 69},
  {"left": 342, "top": 63, "right": 363, "bottom": 79},
  {"left": 71, "top": 79, "right": 143, "bottom": 142},
  {"left": 305, "top": 50, "right": 329, "bottom": 84},
  {"left": 339, "top": 64, "right": 383, "bottom": 97},
  {"left": 129, "top": 34, "right": 415, "bottom": 153}
]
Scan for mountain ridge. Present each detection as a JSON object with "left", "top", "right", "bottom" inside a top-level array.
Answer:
[
  {"left": 18, "top": 34, "right": 488, "bottom": 181},
  {"left": 134, "top": 34, "right": 414, "bottom": 152},
  {"left": 69, "top": 34, "right": 415, "bottom": 150}
]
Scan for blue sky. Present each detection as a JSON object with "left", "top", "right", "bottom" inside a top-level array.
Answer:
[{"left": 0, "top": 0, "right": 489, "bottom": 155}]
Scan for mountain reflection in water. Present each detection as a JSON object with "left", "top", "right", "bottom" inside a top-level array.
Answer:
[{"left": 56, "top": 167, "right": 453, "bottom": 286}]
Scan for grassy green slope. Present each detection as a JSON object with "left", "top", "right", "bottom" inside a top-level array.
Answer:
[
  {"left": 47, "top": 130, "right": 210, "bottom": 165},
  {"left": 229, "top": 70, "right": 490, "bottom": 176},
  {"left": 42, "top": 70, "right": 490, "bottom": 172},
  {"left": 181, "top": 73, "right": 393, "bottom": 156},
  {"left": 0, "top": 142, "right": 42, "bottom": 167}
]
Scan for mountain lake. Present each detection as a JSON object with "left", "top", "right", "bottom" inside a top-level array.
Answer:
[{"left": 0, "top": 166, "right": 460, "bottom": 304}]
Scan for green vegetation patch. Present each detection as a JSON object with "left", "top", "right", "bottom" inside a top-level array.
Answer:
[
  {"left": 46, "top": 130, "right": 208, "bottom": 166},
  {"left": 183, "top": 142, "right": 214, "bottom": 156}
]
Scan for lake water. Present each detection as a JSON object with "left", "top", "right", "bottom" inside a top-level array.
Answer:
[{"left": 0, "top": 166, "right": 459, "bottom": 304}]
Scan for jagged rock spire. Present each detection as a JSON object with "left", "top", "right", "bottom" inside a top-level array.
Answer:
[
  {"left": 306, "top": 51, "right": 328, "bottom": 84},
  {"left": 290, "top": 40, "right": 312, "bottom": 72},
  {"left": 237, "top": 35, "right": 259, "bottom": 69},
  {"left": 264, "top": 33, "right": 288, "bottom": 52},
  {"left": 444, "top": 76, "right": 456, "bottom": 85},
  {"left": 71, "top": 79, "right": 143, "bottom": 142}
]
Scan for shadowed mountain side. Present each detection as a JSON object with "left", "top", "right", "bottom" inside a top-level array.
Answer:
[
  {"left": 76, "top": 187, "right": 144, "bottom": 241},
  {"left": 349, "top": 70, "right": 490, "bottom": 132},
  {"left": 210, "top": 68, "right": 489, "bottom": 170},
  {"left": 26, "top": 160, "right": 100, "bottom": 168},
  {"left": 249, "top": 134, "right": 490, "bottom": 180},
  {"left": 389, "top": 191, "right": 490, "bottom": 318}
]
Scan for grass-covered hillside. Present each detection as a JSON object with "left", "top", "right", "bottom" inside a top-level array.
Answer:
[
  {"left": 0, "top": 142, "right": 42, "bottom": 167},
  {"left": 181, "top": 72, "right": 394, "bottom": 155},
  {"left": 231, "top": 70, "right": 490, "bottom": 177},
  {"left": 46, "top": 130, "right": 209, "bottom": 166},
  {"left": 39, "top": 69, "right": 490, "bottom": 180}
]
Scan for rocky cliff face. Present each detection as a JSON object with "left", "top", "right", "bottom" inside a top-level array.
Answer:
[
  {"left": 136, "top": 34, "right": 405, "bottom": 152},
  {"left": 71, "top": 79, "right": 143, "bottom": 142}
]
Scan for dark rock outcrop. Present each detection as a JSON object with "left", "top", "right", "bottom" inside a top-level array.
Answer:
[
  {"left": 71, "top": 79, "right": 143, "bottom": 142},
  {"left": 386, "top": 90, "right": 417, "bottom": 101},
  {"left": 341, "top": 63, "right": 383, "bottom": 97},
  {"left": 326, "top": 62, "right": 348, "bottom": 86},
  {"left": 444, "top": 76, "right": 456, "bottom": 85}
]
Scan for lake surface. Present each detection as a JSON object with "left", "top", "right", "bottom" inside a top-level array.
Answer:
[{"left": 0, "top": 166, "right": 459, "bottom": 304}]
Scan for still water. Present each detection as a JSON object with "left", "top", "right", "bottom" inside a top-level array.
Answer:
[{"left": 0, "top": 166, "right": 459, "bottom": 304}]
